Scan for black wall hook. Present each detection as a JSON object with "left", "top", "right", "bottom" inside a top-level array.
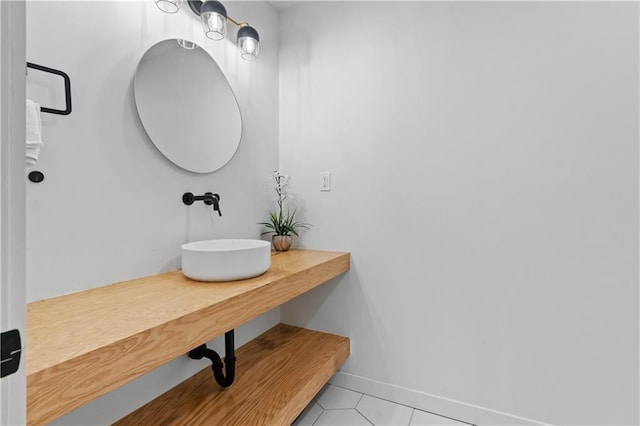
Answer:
[{"left": 28, "top": 171, "right": 45, "bottom": 183}]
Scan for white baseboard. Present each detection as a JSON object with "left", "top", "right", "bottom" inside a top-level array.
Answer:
[{"left": 329, "top": 371, "right": 552, "bottom": 426}]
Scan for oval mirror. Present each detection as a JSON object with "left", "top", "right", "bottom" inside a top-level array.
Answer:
[{"left": 134, "top": 39, "right": 242, "bottom": 173}]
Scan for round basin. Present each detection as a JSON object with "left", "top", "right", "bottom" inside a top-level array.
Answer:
[{"left": 181, "top": 239, "right": 271, "bottom": 282}]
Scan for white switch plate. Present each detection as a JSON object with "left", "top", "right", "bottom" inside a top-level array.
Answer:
[{"left": 320, "top": 172, "right": 331, "bottom": 191}]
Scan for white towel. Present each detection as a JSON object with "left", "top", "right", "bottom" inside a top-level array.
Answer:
[{"left": 26, "top": 99, "right": 43, "bottom": 166}]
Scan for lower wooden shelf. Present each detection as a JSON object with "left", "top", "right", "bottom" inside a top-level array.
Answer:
[{"left": 114, "top": 324, "right": 350, "bottom": 425}]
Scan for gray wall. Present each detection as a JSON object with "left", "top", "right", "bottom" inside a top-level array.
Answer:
[
  {"left": 279, "top": 2, "right": 639, "bottom": 425},
  {"left": 26, "top": 1, "right": 280, "bottom": 423},
  {"left": 24, "top": 2, "right": 639, "bottom": 424}
]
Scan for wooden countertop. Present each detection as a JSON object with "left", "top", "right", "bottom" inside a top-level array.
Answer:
[{"left": 27, "top": 249, "right": 350, "bottom": 425}]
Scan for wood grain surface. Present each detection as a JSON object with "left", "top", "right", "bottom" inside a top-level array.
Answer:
[
  {"left": 27, "top": 250, "right": 350, "bottom": 425},
  {"left": 114, "top": 324, "right": 350, "bottom": 425}
]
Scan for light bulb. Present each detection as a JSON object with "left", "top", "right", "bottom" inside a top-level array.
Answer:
[
  {"left": 237, "top": 25, "right": 260, "bottom": 61},
  {"left": 200, "top": 1, "right": 227, "bottom": 41}
]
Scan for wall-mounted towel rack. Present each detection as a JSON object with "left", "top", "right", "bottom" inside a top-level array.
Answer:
[{"left": 26, "top": 62, "right": 72, "bottom": 116}]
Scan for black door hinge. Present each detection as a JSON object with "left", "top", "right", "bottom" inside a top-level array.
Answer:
[{"left": 1, "top": 329, "right": 22, "bottom": 378}]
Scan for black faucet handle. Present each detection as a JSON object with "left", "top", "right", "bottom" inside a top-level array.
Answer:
[
  {"left": 202, "top": 192, "right": 216, "bottom": 206},
  {"left": 204, "top": 193, "right": 222, "bottom": 216}
]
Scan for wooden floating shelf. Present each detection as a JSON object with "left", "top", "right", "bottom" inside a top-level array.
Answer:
[
  {"left": 114, "top": 324, "right": 350, "bottom": 425},
  {"left": 27, "top": 249, "right": 350, "bottom": 425}
]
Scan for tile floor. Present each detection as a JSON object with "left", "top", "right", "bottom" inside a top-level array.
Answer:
[{"left": 293, "top": 384, "right": 474, "bottom": 426}]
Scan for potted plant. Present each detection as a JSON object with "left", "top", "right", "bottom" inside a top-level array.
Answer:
[{"left": 259, "top": 171, "right": 311, "bottom": 251}]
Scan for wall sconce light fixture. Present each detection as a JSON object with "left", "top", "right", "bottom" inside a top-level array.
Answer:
[
  {"left": 155, "top": 0, "right": 183, "bottom": 14},
  {"left": 154, "top": 0, "right": 260, "bottom": 61}
]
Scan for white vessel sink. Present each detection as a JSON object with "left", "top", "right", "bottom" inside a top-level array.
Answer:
[{"left": 181, "top": 239, "right": 271, "bottom": 282}]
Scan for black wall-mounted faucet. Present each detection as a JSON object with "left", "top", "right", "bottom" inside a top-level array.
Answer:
[{"left": 183, "top": 192, "right": 222, "bottom": 216}]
